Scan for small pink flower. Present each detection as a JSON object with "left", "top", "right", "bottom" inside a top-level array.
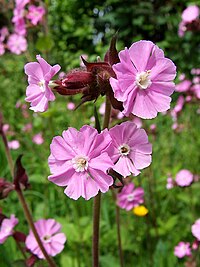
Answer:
[
  {"left": 173, "top": 95, "right": 185, "bottom": 114},
  {"left": 0, "top": 27, "right": 9, "bottom": 42},
  {"left": 24, "top": 55, "right": 61, "bottom": 112},
  {"left": 131, "top": 117, "right": 143, "bottom": 128},
  {"left": 185, "top": 95, "right": 192, "bottom": 102},
  {"left": 175, "top": 80, "right": 192, "bottom": 92},
  {"left": 175, "top": 169, "right": 193, "bottom": 187},
  {"left": 172, "top": 122, "right": 178, "bottom": 130},
  {"left": 117, "top": 183, "right": 144, "bottom": 211},
  {"left": 150, "top": 123, "right": 156, "bottom": 131},
  {"left": 191, "top": 219, "right": 200, "bottom": 241},
  {"left": 32, "top": 133, "right": 44, "bottom": 145},
  {"left": 25, "top": 219, "right": 66, "bottom": 259},
  {"left": 48, "top": 125, "right": 114, "bottom": 200},
  {"left": 2, "top": 124, "right": 10, "bottom": 133},
  {"left": 7, "top": 34, "right": 27, "bottom": 54},
  {"left": 182, "top": 5, "right": 200, "bottom": 23},
  {"left": 178, "top": 21, "right": 186, "bottom": 37},
  {"left": 0, "top": 215, "right": 18, "bottom": 244},
  {"left": 174, "top": 242, "right": 191, "bottom": 258},
  {"left": 166, "top": 177, "right": 174, "bottom": 189},
  {"left": 110, "top": 40, "right": 176, "bottom": 119},
  {"left": 26, "top": 5, "right": 46, "bottom": 26},
  {"left": 0, "top": 42, "right": 5, "bottom": 56},
  {"left": 8, "top": 140, "right": 20, "bottom": 150},
  {"left": 109, "top": 121, "right": 152, "bottom": 177},
  {"left": 191, "top": 84, "right": 200, "bottom": 99},
  {"left": 67, "top": 102, "right": 75, "bottom": 110}
]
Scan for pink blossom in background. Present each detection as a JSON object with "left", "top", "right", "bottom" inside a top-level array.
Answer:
[
  {"left": 32, "top": 133, "right": 44, "bottom": 145},
  {"left": 0, "top": 27, "right": 9, "bottom": 42},
  {"left": 26, "top": 5, "right": 46, "bottom": 25},
  {"left": 175, "top": 80, "right": 192, "bottom": 92},
  {"left": 179, "top": 73, "right": 185, "bottom": 81},
  {"left": 110, "top": 40, "right": 176, "bottom": 119},
  {"left": 150, "top": 124, "right": 156, "bottom": 131},
  {"left": 7, "top": 34, "right": 27, "bottom": 55},
  {"left": 166, "top": 177, "right": 174, "bottom": 189},
  {"left": 0, "top": 43, "right": 5, "bottom": 56},
  {"left": 191, "top": 219, "right": 200, "bottom": 241},
  {"left": 174, "top": 242, "right": 191, "bottom": 258},
  {"left": 178, "top": 21, "right": 186, "bottom": 37},
  {"left": 191, "top": 84, "right": 200, "bottom": 99},
  {"left": 192, "top": 240, "right": 199, "bottom": 250},
  {"left": 2, "top": 124, "right": 10, "bottom": 133},
  {"left": 185, "top": 95, "right": 192, "bottom": 102},
  {"left": 131, "top": 117, "right": 143, "bottom": 128},
  {"left": 173, "top": 95, "right": 185, "bottom": 113},
  {"left": 0, "top": 215, "right": 18, "bottom": 244},
  {"left": 22, "top": 123, "right": 32, "bottom": 132},
  {"left": 175, "top": 169, "right": 193, "bottom": 187},
  {"left": 48, "top": 125, "right": 114, "bottom": 200},
  {"left": 117, "top": 183, "right": 144, "bottom": 211},
  {"left": 14, "top": 18, "right": 26, "bottom": 36},
  {"left": 26, "top": 219, "right": 66, "bottom": 259},
  {"left": 109, "top": 121, "right": 152, "bottom": 177},
  {"left": 193, "top": 76, "right": 200, "bottom": 84},
  {"left": 8, "top": 140, "right": 20, "bottom": 150},
  {"left": 172, "top": 122, "right": 178, "bottom": 130},
  {"left": 182, "top": 5, "right": 199, "bottom": 23},
  {"left": 24, "top": 55, "right": 61, "bottom": 112},
  {"left": 67, "top": 102, "right": 75, "bottom": 110}
]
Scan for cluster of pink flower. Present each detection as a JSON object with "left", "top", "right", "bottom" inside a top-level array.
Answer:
[
  {"left": 0, "top": 0, "right": 45, "bottom": 55},
  {"left": 166, "top": 169, "right": 194, "bottom": 189},
  {"left": 174, "top": 219, "right": 200, "bottom": 259},
  {"left": 178, "top": 5, "right": 200, "bottom": 37},
  {"left": 24, "top": 40, "right": 176, "bottom": 201},
  {"left": 0, "top": 213, "right": 66, "bottom": 261}
]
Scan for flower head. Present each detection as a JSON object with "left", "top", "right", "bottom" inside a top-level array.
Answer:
[
  {"left": 7, "top": 34, "right": 27, "bottom": 54},
  {"left": 175, "top": 169, "right": 193, "bottom": 187},
  {"left": 174, "top": 242, "right": 191, "bottom": 258},
  {"left": 110, "top": 40, "right": 176, "bottom": 119},
  {"left": 133, "top": 205, "right": 148, "bottom": 216},
  {"left": 191, "top": 219, "right": 200, "bottom": 241},
  {"left": 32, "top": 133, "right": 44, "bottom": 145},
  {"left": 25, "top": 219, "right": 66, "bottom": 259},
  {"left": 26, "top": 5, "right": 46, "bottom": 26},
  {"left": 0, "top": 215, "right": 18, "bottom": 244},
  {"left": 48, "top": 125, "right": 114, "bottom": 200},
  {"left": 117, "top": 183, "right": 144, "bottom": 211},
  {"left": 109, "top": 121, "right": 152, "bottom": 177},
  {"left": 182, "top": 5, "right": 200, "bottom": 23},
  {"left": 24, "top": 55, "right": 61, "bottom": 112}
]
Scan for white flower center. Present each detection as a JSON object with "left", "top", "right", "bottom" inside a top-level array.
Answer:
[
  {"left": 72, "top": 155, "right": 89, "bottom": 172},
  {"left": 118, "top": 144, "right": 130, "bottom": 156},
  {"left": 42, "top": 234, "right": 51, "bottom": 243},
  {"left": 38, "top": 79, "right": 46, "bottom": 92},
  {"left": 127, "top": 193, "right": 135, "bottom": 202},
  {"left": 136, "top": 70, "right": 152, "bottom": 90}
]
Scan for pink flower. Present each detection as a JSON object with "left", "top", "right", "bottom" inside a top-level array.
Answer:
[
  {"left": 24, "top": 55, "right": 61, "bottom": 112},
  {"left": 174, "top": 242, "right": 191, "bottom": 258},
  {"left": 22, "top": 123, "right": 32, "bottom": 132},
  {"left": 8, "top": 140, "right": 20, "bottom": 150},
  {"left": 191, "top": 84, "right": 200, "bottom": 99},
  {"left": 0, "top": 27, "right": 9, "bottom": 42},
  {"left": 175, "top": 80, "right": 192, "bottom": 92},
  {"left": 66, "top": 102, "right": 75, "bottom": 110},
  {"left": 110, "top": 40, "right": 176, "bottom": 119},
  {"left": 0, "top": 42, "right": 5, "bottom": 56},
  {"left": 173, "top": 95, "right": 185, "bottom": 114},
  {"left": 7, "top": 34, "right": 27, "bottom": 54},
  {"left": 32, "top": 133, "right": 44, "bottom": 145},
  {"left": 0, "top": 215, "right": 18, "bottom": 244},
  {"left": 166, "top": 177, "right": 174, "bottom": 189},
  {"left": 109, "top": 121, "right": 152, "bottom": 177},
  {"left": 175, "top": 169, "right": 193, "bottom": 187},
  {"left": 131, "top": 117, "right": 143, "bottom": 128},
  {"left": 191, "top": 219, "right": 200, "bottom": 241},
  {"left": 182, "top": 5, "right": 200, "bottom": 23},
  {"left": 25, "top": 219, "right": 66, "bottom": 259},
  {"left": 117, "top": 183, "right": 144, "bottom": 211},
  {"left": 48, "top": 125, "right": 114, "bottom": 200},
  {"left": 26, "top": 5, "right": 46, "bottom": 26},
  {"left": 178, "top": 21, "right": 186, "bottom": 37}
]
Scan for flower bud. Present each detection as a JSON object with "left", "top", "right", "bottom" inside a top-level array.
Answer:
[{"left": 0, "top": 178, "right": 14, "bottom": 199}]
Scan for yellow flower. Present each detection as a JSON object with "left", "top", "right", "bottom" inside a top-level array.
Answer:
[{"left": 133, "top": 205, "right": 148, "bottom": 216}]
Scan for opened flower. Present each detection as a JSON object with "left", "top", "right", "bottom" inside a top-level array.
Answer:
[
  {"left": 26, "top": 219, "right": 66, "bottom": 259},
  {"left": 117, "top": 183, "right": 144, "bottom": 211},
  {"left": 174, "top": 242, "right": 191, "bottom": 258},
  {"left": 48, "top": 125, "right": 114, "bottom": 200},
  {"left": 0, "top": 214, "right": 18, "bottom": 244},
  {"left": 24, "top": 55, "right": 61, "bottom": 112},
  {"left": 110, "top": 40, "right": 176, "bottom": 119},
  {"left": 109, "top": 121, "right": 152, "bottom": 177},
  {"left": 175, "top": 169, "right": 193, "bottom": 187},
  {"left": 26, "top": 5, "right": 46, "bottom": 26},
  {"left": 191, "top": 219, "right": 200, "bottom": 241}
]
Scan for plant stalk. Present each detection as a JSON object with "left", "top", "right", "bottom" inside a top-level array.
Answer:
[{"left": 1, "top": 130, "right": 14, "bottom": 177}]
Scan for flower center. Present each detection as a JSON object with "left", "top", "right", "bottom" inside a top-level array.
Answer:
[
  {"left": 118, "top": 144, "right": 130, "bottom": 156},
  {"left": 38, "top": 79, "right": 46, "bottom": 92},
  {"left": 136, "top": 70, "right": 152, "bottom": 89},
  {"left": 72, "top": 155, "right": 89, "bottom": 172},
  {"left": 42, "top": 235, "right": 51, "bottom": 243},
  {"left": 127, "top": 193, "right": 135, "bottom": 202}
]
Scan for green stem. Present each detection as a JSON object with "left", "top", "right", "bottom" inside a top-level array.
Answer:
[
  {"left": 92, "top": 95, "right": 111, "bottom": 267},
  {"left": 116, "top": 204, "right": 124, "bottom": 267}
]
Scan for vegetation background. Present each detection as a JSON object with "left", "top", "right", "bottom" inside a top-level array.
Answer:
[{"left": 0, "top": 0, "right": 200, "bottom": 266}]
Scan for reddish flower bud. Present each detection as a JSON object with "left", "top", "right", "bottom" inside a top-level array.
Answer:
[
  {"left": 0, "top": 178, "right": 14, "bottom": 199},
  {"left": 14, "top": 155, "right": 30, "bottom": 191},
  {"left": 13, "top": 231, "right": 26, "bottom": 243}
]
